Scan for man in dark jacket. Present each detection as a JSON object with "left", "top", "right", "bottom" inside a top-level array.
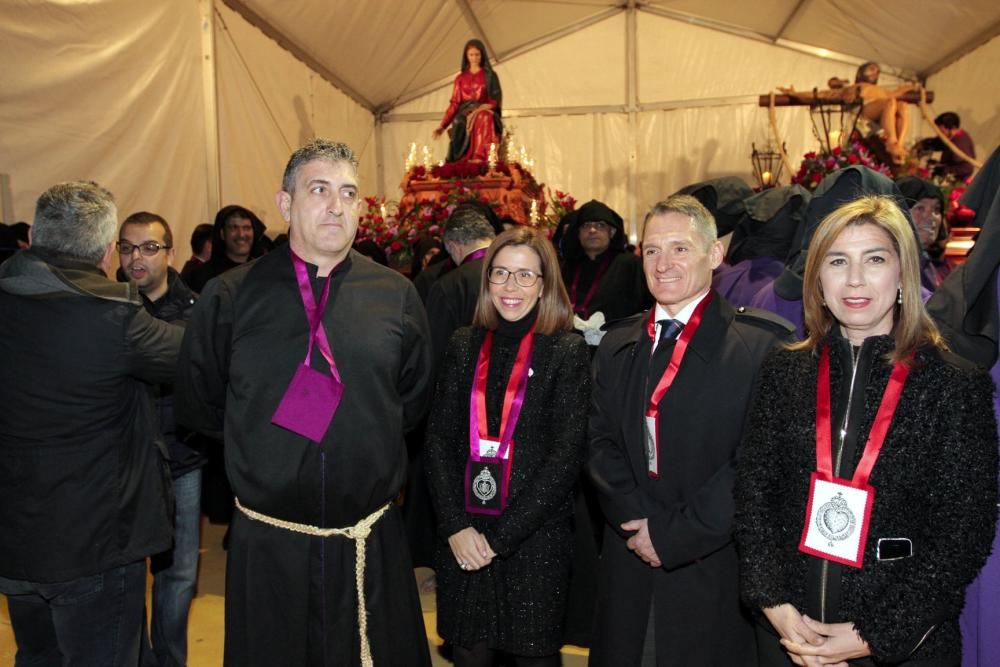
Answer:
[
  {"left": 425, "top": 204, "right": 496, "bottom": 366},
  {"left": 179, "top": 222, "right": 214, "bottom": 286},
  {"left": 118, "top": 211, "right": 202, "bottom": 667},
  {"left": 0, "top": 182, "right": 182, "bottom": 666},
  {"left": 587, "top": 194, "right": 794, "bottom": 666}
]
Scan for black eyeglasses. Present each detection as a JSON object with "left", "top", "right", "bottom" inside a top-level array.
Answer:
[
  {"left": 116, "top": 241, "right": 171, "bottom": 256},
  {"left": 488, "top": 267, "right": 542, "bottom": 288}
]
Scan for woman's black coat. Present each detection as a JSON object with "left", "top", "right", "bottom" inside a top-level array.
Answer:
[
  {"left": 424, "top": 324, "right": 591, "bottom": 655},
  {"left": 736, "top": 337, "right": 998, "bottom": 665}
]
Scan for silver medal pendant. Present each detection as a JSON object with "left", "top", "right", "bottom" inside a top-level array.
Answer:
[
  {"left": 473, "top": 468, "right": 498, "bottom": 504},
  {"left": 816, "top": 492, "right": 857, "bottom": 542}
]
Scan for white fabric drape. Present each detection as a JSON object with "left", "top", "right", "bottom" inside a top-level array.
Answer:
[{"left": 1, "top": 0, "right": 210, "bottom": 264}]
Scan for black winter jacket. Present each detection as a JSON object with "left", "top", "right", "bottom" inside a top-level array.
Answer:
[
  {"left": 0, "top": 249, "right": 182, "bottom": 582},
  {"left": 142, "top": 269, "right": 205, "bottom": 478},
  {"left": 736, "top": 335, "right": 998, "bottom": 665}
]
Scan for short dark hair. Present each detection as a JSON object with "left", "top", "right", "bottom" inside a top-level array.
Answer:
[
  {"left": 281, "top": 139, "right": 358, "bottom": 194},
  {"left": 472, "top": 227, "right": 574, "bottom": 335},
  {"left": 935, "top": 112, "right": 961, "bottom": 129},
  {"left": 443, "top": 204, "right": 496, "bottom": 246},
  {"left": 190, "top": 223, "right": 214, "bottom": 253},
  {"left": 120, "top": 211, "right": 172, "bottom": 248}
]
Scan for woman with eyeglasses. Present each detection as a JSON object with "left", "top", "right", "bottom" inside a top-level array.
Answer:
[{"left": 425, "top": 227, "right": 590, "bottom": 666}]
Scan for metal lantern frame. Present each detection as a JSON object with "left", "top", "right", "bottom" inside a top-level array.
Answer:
[
  {"left": 751, "top": 142, "right": 786, "bottom": 189},
  {"left": 807, "top": 89, "right": 864, "bottom": 155}
]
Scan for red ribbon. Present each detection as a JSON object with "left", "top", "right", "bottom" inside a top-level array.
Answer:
[
  {"left": 469, "top": 328, "right": 535, "bottom": 476},
  {"left": 815, "top": 345, "right": 910, "bottom": 487},
  {"left": 645, "top": 292, "right": 713, "bottom": 419}
]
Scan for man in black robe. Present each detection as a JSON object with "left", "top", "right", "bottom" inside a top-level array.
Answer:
[
  {"left": 559, "top": 200, "right": 652, "bottom": 330},
  {"left": 425, "top": 204, "right": 496, "bottom": 366},
  {"left": 184, "top": 204, "right": 267, "bottom": 294},
  {"left": 587, "top": 195, "right": 793, "bottom": 666},
  {"left": 176, "top": 139, "right": 434, "bottom": 666}
]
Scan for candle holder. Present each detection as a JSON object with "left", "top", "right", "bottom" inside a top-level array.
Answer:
[{"left": 751, "top": 142, "right": 785, "bottom": 190}]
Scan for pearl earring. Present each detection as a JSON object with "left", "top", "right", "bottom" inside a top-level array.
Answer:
[{"left": 897, "top": 287, "right": 902, "bottom": 305}]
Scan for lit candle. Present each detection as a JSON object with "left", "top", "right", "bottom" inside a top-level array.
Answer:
[
  {"left": 422, "top": 145, "right": 430, "bottom": 170},
  {"left": 761, "top": 171, "right": 773, "bottom": 186},
  {"left": 488, "top": 143, "right": 497, "bottom": 171},
  {"left": 529, "top": 199, "right": 539, "bottom": 225},
  {"left": 380, "top": 204, "right": 387, "bottom": 220},
  {"left": 828, "top": 130, "right": 842, "bottom": 147},
  {"left": 405, "top": 142, "right": 417, "bottom": 170}
]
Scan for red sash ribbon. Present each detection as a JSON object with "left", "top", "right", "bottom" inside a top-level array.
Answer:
[
  {"left": 467, "top": 328, "right": 535, "bottom": 506},
  {"left": 815, "top": 345, "right": 911, "bottom": 486},
  {"left": 643, "top": 292, "right": 712, "bottom": 478}
]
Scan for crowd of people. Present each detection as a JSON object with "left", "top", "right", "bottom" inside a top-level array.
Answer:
[{"left": 0, "top": 137, "right": 998, "bottom": 667}]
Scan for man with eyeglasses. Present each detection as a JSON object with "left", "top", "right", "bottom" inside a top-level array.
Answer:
[
  {"left": 558, "top": 200, "right": 652, "bottom": 343},
  {"left": 0, "top": 182, "right": 182, "bottom": 666},
  {"left": 177, "top": 139, "right": 434, "bottom": 665},
  {"left": 118, "top": 211, "right": 203, "bottom": 667}
]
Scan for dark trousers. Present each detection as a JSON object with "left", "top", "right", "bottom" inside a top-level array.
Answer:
[{"left": 1, "top": 559, "right": 148, "bottom": 667}]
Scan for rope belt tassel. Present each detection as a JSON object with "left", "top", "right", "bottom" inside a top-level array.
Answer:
[{"left": 235, "top": 497, "right": 390, "bottom": 667}]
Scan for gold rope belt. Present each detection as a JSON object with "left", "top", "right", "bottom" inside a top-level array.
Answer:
[{"left": 234, "top": 497, "right": 390, "bottom": 667}]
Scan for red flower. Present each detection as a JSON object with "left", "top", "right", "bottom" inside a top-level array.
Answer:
[
  {"left": 847, "top": 153, "right": 860, "bottom": 165},
  {"left": 804, "top": 151, "right": 817, "bottom": 160},
  {"left": 390, "top": 241, "right": 402, "bottom": 252},
  {"left": 831, "top": 146, "right": 843, "bottom": 156},
  {"left": 811, "top": 172, "right": 823, "bottom": 184}
]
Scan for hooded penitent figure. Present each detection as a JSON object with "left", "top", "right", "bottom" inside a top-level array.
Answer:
[
  {"left": 926, "top": 145, "right": 1000, "bottom": 667},
  {"left": 559, "top": 199, "right": 651, "bottom": 327},
  {"left": 675, "top": 176, "right": 756, "bottom": 238},
  {"left": 751, "top": 166, "right": 931, "bottom": 337},
  {"left": 436, "top": 39, "right": 503, "bottom": 164},
  {"left": 713, "top": 185, "right": 810, "bottom": 307},
  {"left": 897, "top": 175, "right": 950, "bottom": 287},
  {"left": 185, "top": 204, "right": 267, "bottom": 294}
]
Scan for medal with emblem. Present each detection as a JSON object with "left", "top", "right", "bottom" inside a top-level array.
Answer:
[
  {"left": 815, "top": 492, "right": 856, "bottom": 543},
  {"left": 473, "top": 467, "right": 498, "bottom": 504}
]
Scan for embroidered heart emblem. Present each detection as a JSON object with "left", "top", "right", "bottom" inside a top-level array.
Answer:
[{"left": 822, "top": 507, "right": 850, "bottom": 534}]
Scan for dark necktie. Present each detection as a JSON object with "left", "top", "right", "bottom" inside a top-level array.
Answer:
[
  {"left": 657, "top": 319, "right": 684, "bottom": 346},
  {"left": 646, "top": 319, "right": 683, "bottom": 402}
]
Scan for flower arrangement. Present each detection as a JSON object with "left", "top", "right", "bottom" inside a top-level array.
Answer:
[
  {"left": 791, "top": 143, "right": 890, "bottom": 190},
  {"left": 404, "top": 161, "right": 514, "bottom": 182},
  {"left": 355, "top": 186, "right": 502, "bottom": 269},
  {"left": 547, "top": 188, "right": 577, "bottom": 226}
]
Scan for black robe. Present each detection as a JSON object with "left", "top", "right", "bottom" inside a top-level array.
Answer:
[
  {"left": 176, "top": 246, "right": 434, "bottom": 666},
  {"left": 587, "top": 294, "right": 793, "bottom": 666}
]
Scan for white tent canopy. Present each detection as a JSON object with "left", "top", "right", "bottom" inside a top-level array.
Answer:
[{"left": 3, "top": 0, "right": 998, "bottom": 258}]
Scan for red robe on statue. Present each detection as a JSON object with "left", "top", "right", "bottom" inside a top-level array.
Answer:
[{"left": 440, "top": 69, "right": 500, "bottom": 163}]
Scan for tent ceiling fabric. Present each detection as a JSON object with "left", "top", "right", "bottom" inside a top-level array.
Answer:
[{"left": 226, "top": 0, "right": 1000, "bottom": 112}]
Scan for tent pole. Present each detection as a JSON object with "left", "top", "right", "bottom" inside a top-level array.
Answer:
[
  {"left": 626, "top": 0, "right": 639, "bottom": 243},
  {"left": 375, "top": 116, "right": 386, "bottom": 197},
  {"left": 201, "top": 0, "right": 221, "bottom": 218}
]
